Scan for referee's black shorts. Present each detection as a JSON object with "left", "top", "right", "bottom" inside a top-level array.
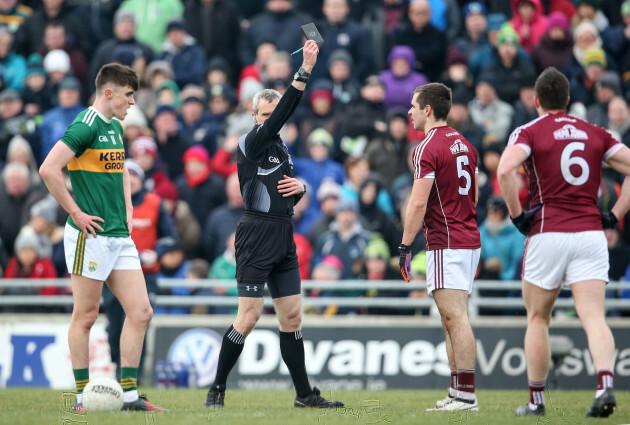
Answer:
[{"left": 235, "top": 211, "right": 300, "bottom": 287}]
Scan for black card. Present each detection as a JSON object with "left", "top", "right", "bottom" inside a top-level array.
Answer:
[{"left": 301, "top": 23, "right": 324, "bottom": 45}]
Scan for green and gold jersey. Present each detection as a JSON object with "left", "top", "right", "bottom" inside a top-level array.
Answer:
[{"left": 61, "top": 107, "right": 128, "bottom": 237}]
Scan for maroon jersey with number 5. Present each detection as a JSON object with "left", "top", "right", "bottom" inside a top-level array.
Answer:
[
  {"left": 508, "top": 112, "right": 622, "bottom": 235},
  {"left": 413, "top": 126, "right": 481, "bottom": 251}
]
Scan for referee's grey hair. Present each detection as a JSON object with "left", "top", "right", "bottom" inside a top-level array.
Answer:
[{"left": 253, "top": 89, "right": 282, "bottom": 116}]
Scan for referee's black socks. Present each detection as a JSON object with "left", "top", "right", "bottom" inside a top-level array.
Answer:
[
  {"left": 213, "top": 325, "right": 246, "bottom": 386},
  {"left": 280, "top": 330, "right": 312, "bottom": 398}
]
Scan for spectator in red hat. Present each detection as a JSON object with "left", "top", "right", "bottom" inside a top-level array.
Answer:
[
  {"left": 440, "top": 46, "right": 475, "bottom": 102},
  {"left": 129, "top": 135, "right": 175, "bottom": 195},
  {"left": 175, "top": 145, "right": 227, "bottom": 231}
]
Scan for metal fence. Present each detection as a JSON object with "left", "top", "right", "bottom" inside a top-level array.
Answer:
[{"left": 1, "top": 278, "right": 629, "bottom": 316}]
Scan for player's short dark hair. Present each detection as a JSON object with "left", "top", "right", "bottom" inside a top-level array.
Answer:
[
  {"left": 413, "top": 83, "right": 452, "bottom": 121},
  {"left": 95, "top": 63, "right": 139, "bottom": 92},
  {"left": 534, "top": 67, "right": 569, "bottom": 111}
]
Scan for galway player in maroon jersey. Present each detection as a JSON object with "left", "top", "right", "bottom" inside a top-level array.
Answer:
[
  {"left": 400, "top": 83, "right": 481, "bottom": 411},
  {"left": 498, "top": 67, "right": 630, "bottom": 418}
]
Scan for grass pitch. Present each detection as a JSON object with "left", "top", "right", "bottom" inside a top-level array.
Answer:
[{"left": 0, "top": 388, "right": 628, "bottom": 425}]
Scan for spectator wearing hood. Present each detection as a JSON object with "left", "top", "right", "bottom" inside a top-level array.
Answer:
[
  {"left": 572, "top": 0, "right": 609, "bottom": 33},
  {"left": 391, "top": 0, "right": 447, "bottom": 81},
  {"left": 157, "top": 19, "right": 206, "bottom": 89},
  {"left": 175, "top": 145, "right": 227, "bottom": 229},
  {"left": 0, "top": 30, "right": 26, "bottom": 92},
  {"left": 478, "top": 25, "right": 537, "bottom": 105},
  {"left": 25, "top": 194, "right": 65, "bottom": 277},
  {"left": 509, "top": 0, "right": 548, "bottom": 54},
  {"left": 326, "top": 49, "right": 361, "bottom": 111},
  {"left": 341, "top": 155, "right": 394, "bottom": 218},
  {"left": 380, "top": 45, "right": 428, "bottom": 110},
  {"left": 441, "top": 46, "right": 475, "bottom": 102},
  {"left": 531, "top": 11, "right": 574, "bottom": 73},
  {"left": 570, "top": 46, "right": 610, "bottom": 107},
  {"left": 358, "top": 174, "right": 399, "bottom": 254},
  {"left": 151, "top": 104, "right": 188, "bottom": 180}
]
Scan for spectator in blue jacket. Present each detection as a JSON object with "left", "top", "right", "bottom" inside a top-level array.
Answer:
[
  {"left": 479, "top": 196, "right": 525, "bottom": 280},
  {"left": 0, "top": 30, "right": 26, "bottom": 91},
  {"left": 38, "top": 76, "right": 83, "bottom": 161},
  {"left": 157, "top": 18, "right": 206, "bottom": 88}
]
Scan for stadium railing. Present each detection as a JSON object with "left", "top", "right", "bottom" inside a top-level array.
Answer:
[{"left": 1, "top": 278, "right": 629, "bottom": 316}]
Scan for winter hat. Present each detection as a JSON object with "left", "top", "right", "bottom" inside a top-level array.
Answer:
[
  {"left": 309, "top": 88, "right": 333, "bottom": 105},
  {"left": 125, "top": 159, "right": 145, "bottom": 180},
  {"left": 328, "top": 49, "right": 353, "bottom": 68},
  {"left": 114, "top": 8, "right": 135, "bottom": 25},
  {"left": 181, "top": 84, "right": 207, "bottom": 105},
  {"left": 155, "top": 178, "right": 179, "bottom": 201},
  {"left": 464, "top": 1, "right": 487, "bottom": 17},
  {"left": 239, "top": 78, "right": 264, "bottom": 104},
  {"left": 43, "top": 49, "right": 70, "bottom": 73},
  {"left": 113, "top": 44, "right": 141, "bottom": 67},
  {"left": 364, "top": 237, "right": 390, "bottom": 260},
  {"left": 319, "top": 254, "right": 344, "bottom": 272},
  {"left": 547, "top": 11, "right": 569, "bottom": 33},
  {"left": 317, "top": 178, "right": 341, "bottom": 202},
  {"left": 15, "top": 230, "right": 40, "bottom": 253},
  {"left": 410, "top": 251, "right": 426, "bottom": 276},
  {"left": 336, "top": 198, "right": 359, "bottom": 214},
  {"left": 387, "top": 45, "right": 415, "bottom": 67},
  {"left": 596, "top": 71, "right": 621, "bottom": 94},
  {"left": 166, "top": 18, "right": 187, "bottom": 33},
  {"left": 363, "top": 74, "right": 384, "bottom": 87},
  {"left": 26, "top": 53, "right": 46, "bottom": 78},
  {"left": 59, "top": 76, "right": 81, "bottom": 91},
  {"left": 583, "top": 47, "right": 607, "bottom": 68},
  {"left": 123, "top": 105, "right": 147, "bottom": 128},
  {"left": 183, "top": 145, "right": 210, "bottom": 165},
  {"left": 486, "top": 13, "right": 507, "bottom": 31},
  {"left": 307, "top": 128, "right": 334, "bottom": 148},
  {"left": 130, "top": 136, "right": 158, "bottom": 159},
  {"left": 155, "top": 237, "right": 182, "bottom": 258},
  {"left": 497, "top": 25, "right": 520, "bottom": 46},
  {"left": 154, "top": 104, "right": 177, "bottom": 118},
  {"left": 445, "top": 46, "right": 468, "bottom": 68},
  {"left": 30, "top": 195, "right": 58, "bottom": 224}
]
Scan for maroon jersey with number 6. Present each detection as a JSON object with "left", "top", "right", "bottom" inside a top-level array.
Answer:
[
  {"left": 413, "top": 126, "right": 481, "bottom": 251},
  {"left": 508, "top": 112, "right": 622, "bottom": 235}
]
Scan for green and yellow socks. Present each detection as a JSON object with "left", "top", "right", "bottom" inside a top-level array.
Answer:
[
  {"left": 121, "top": 367, "right": 139, "bottom": 402},
  {"left": 73, "top": 368, "right": 89, "bottom": 404}
]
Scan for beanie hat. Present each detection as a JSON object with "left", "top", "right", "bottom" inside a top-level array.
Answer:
[
  {"left": 320, "top": 254, "right": 343, "bottom": 271},
  {"left": 497, "top": 25, "right": 520, "bottom": 46},
  {"left": 130, "top": 136, "right": 158, "bottom": 159},
  {"left": 154, "top": 178, "right": 179, "bottom": 201},
  {"left": 317, "top": 178, "right": 341, "bottom": 202},
  {"left": 445, "top": 46, "right": 467, "bottom": 68},
  {"left": 583, "top": 47, "right": 607, "bottom": 68},
  {"left": 125, "top": 159, "right": 145, "bottom": 180},
  {"left": 365, "top": 237, "right": 390, "bottom": 260},
  {"left": 464, "top": 2, "right": 487, "bottom": 17},
  {"left": 123, "top": 105, "right": 147, "bottom": 128},
  {"left": 328, "top": 49, "right": 353, "bottom": 68},
  {"left": 30, "top": 195, "right": 57, "bottom": 224},
  {"left": 15, "top": 230, "right": 40, "bottom": 253},
  {"left": 547, "top": 11, "right": 569, "bottom": 33},
  {"left": 183, "top": 145, "right": 210, "bottom": 164},
  {"left": 309, "top": 88, "right": 333, "bottom": 105},
  {"left": 307, "top": 128, "right": 334, "bottom": 148},
  {"left": 43, "top": 49, "right": 70, "bottom": 73}
]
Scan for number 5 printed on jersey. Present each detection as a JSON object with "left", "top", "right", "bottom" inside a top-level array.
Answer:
[{"left": 456, "top": 155, "right": 471, "bottom": 195}]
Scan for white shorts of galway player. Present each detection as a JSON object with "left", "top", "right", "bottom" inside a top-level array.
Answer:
[
  {"left": 64, "top": 223, "right": 141, "bottom": 281},
  {"left": 522, "top": 231, "right": 608, "bottom": 290},
  {"left": 425, "top": 248, "right": 481, "bottom": 296}
]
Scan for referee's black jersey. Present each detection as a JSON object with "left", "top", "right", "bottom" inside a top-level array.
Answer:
[{"left": 237, "top": 85, "right": 304, "bottom": 217}]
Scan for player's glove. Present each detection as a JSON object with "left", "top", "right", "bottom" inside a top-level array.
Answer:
[
  {"left": 511, "top": 205, "right": 541, "bottom": 236},
  {"left": 601, "top": 211, "right": 618, "bottom": 229},
  {"left": 398, "top": 244, "right": 412, "bottom": 282}
]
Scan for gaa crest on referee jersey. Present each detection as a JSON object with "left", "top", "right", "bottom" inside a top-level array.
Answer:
[
  {"left": 449, "top": 139, "right": 469, "bottom": 155},
  {"left": 88, "top": 261, "right": 98, "bottom": 273}
]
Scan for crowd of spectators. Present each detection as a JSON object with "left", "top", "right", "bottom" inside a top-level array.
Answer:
[{"left": 1, "top": 0, "right": 630, "bottom": 315}]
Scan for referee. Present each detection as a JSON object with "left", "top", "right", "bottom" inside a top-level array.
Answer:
[{"left": 205, "top": 40, "right": 344, "bottom": 409}]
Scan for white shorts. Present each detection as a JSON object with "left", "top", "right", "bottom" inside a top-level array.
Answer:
[
  {"left": 64, "top": 223, "right": 141, "bottom": 282},
  {"left": 426, "top": 248, "right": 480, "bottom": 296},
  {"left": 522, "top": 231, "right": 609, "bottom": 290}
]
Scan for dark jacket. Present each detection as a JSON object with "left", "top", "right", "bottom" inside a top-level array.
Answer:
[
  {"left": 89, "top": 37, "right": 154, "bottom": 93},
  {"left": 201, "top": 204, "right": 244, "bottom": 263},
  {"left": 531, "top": 33, "right": 574, "bottom": 74},
  {"left": 184, "top": 0, "right": 241, "bottom": 77},
  {"left": 391, "top": 20, "right": 446, "bottom": 81},
  {"left": 175, "top": 172, "right": 227, "bottom": 229},
  {"left": 479, "top": 57, "right": 537, "bottom": 105},
  {"left": 158, "top": 36, "right": 206, "bottom": 88}
]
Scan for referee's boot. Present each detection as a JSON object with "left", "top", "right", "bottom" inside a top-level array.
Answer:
[
  {"left": 586, "top": 388, "right": 616, "bottom": 418},
  {"left": 294, "top": 387, "right": 344, "bottom": 408},
  {"left": 205, "top": 384, "right": 226, "bottom": 408}
]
